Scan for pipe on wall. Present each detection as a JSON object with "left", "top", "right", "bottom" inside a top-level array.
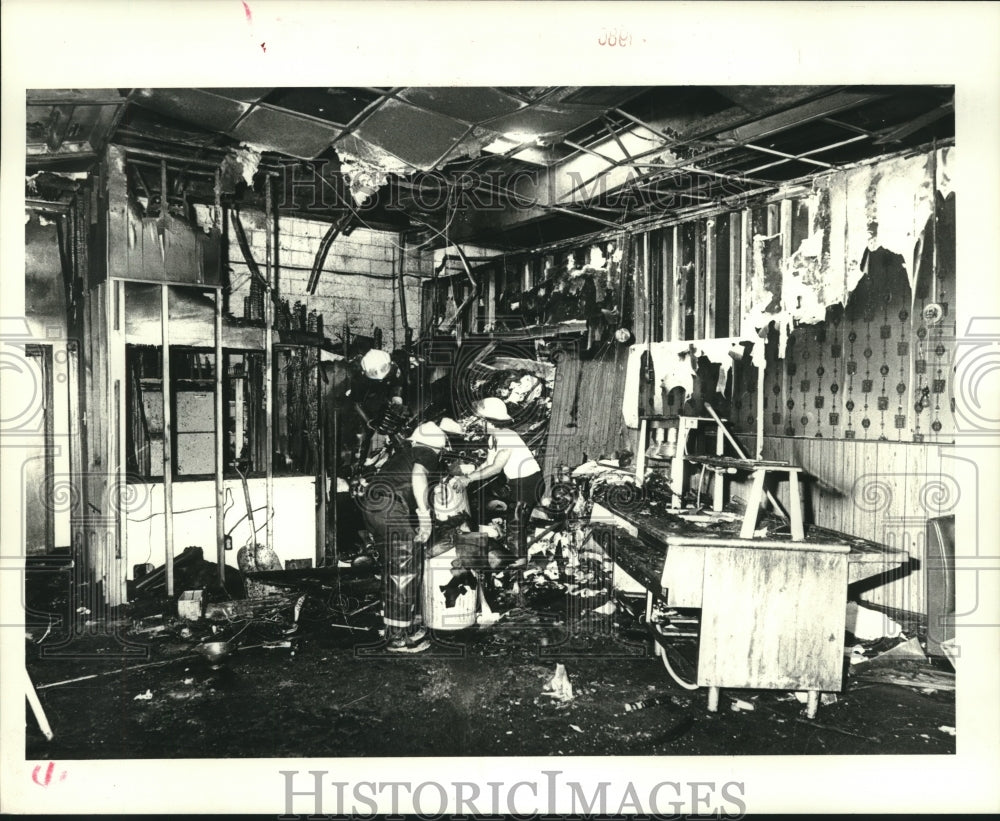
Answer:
[
  {"left": 264, "top": 176, "right": 274, "bottom": 555},
  {"left": 160, "top": 282, "right": 174, "bottom": 596}
]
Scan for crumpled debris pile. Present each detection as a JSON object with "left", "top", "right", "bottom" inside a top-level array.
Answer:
[
  {"left": 846, "top": 634, "right": 912, "bottom": 665},
  {"left": 571, "top": 459, "right": 740, "bottom": 524},
  {"left": 562, "top": 460, "right": 638, "bottom": 514},
  {"left": 521, "top": 526, "right": 615, "bottom": 616}
]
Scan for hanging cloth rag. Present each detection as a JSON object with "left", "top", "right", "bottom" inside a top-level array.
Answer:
[{"left": 623, "top": 337, "right": 760, "bottom": 428}]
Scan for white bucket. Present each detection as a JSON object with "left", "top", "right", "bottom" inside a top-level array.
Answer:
[{"left": 423, "top": 547, "right": 478, "bottom": 631}]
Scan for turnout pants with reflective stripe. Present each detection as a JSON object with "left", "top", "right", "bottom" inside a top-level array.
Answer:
[{"left": 363, "top": 499, "right": 424, "bottom": 628}]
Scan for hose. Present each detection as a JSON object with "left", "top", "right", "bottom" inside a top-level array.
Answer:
[{"left": 652, "top": 623, "right": 700, "bottom": 690}]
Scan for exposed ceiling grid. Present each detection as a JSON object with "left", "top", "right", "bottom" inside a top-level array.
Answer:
[{"left": 25, "top": 85, "right": 955, "bottom": 249}]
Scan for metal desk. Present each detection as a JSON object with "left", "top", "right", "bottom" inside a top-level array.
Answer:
[{"left": 592, "top": 502, "right": 910, "bottom": 716}]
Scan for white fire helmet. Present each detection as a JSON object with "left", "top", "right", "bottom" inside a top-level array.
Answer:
[
  {"left": 473, "top": 396, "right": 512, "bottom": 422},
  {"left": 361, "top": 349, "right": 392, "bottom": 380},
  {"left": 408, "top": 422, "right": 448, "bottom": 451}
]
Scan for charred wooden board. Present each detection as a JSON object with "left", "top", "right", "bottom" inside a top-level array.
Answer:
[{"left": 204, "top": 592, "right": 299, "bottom": 621}]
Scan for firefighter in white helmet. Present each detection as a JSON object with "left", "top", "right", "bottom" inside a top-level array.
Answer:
[
  {"left": 346, "top": 348, "right": 407, "bottom": 458},
  {"left": 451, "top": 397, "right": 542, "bottom": 557}
]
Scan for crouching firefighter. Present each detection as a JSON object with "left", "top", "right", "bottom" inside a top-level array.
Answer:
[{"left": 358, "top": 422, "right": 447, "bottom": 653}]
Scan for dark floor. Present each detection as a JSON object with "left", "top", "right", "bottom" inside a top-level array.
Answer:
[{"left": 25, "top": 589, "right": 956, "bottom": 760}]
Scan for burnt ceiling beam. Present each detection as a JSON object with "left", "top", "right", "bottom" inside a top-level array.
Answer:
[
  {"left": 430, "top": 90, "right": 893, "bottom": 246},
  {"left": 562, "top": 138, "right": 622, "bottom": 168},
  {"left": 602, "top": 115, "right": 637, "bottom": 165},
  {"left": 741, "top": 142, "right": 835, "bottom": 169},
  {"left": 26, "top": 198, "right": 72, "bottom": 213},
  {"left": 561, "top": 142, "right": 736, "bottom": 201},
  {"left": 742, "top": 133, "right": 869, "bottom": 175},
  {"left": 120, "top": 144, "right": 225, "bottom": 169},
  {"left": 821, "top": 117, "right": 877, "bottom": 137},
  {"left": 710, "top": 90, "right": 887, "bottom": 144},
  {"left": 128, "top": 158, "right": 218, "bottom": 179},
  {"left": 634, "top": 158, "right": 757, "bottom": 186},
  {"left": 873, "top": 98, "right": 954, "bottom": 144},
  {"left": 547, "top": 205, "right": 623, "bottom": 229}
]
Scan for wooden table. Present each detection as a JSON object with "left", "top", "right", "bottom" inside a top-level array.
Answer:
[
  {"left": 683, "top": 456, "right": 805, "bottom": 539},
  {"left": 591, "top": 502, "right": 910, "bottom": 717}
]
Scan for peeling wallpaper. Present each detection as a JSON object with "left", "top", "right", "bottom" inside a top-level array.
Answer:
[
  {"left": 731, "top": 213, "right": 956, "bottom": 444},
  {"left": 721, "top": 146, "right": 959, "bottom": 445},
  {"left": 743, "top": 147, "right": 954, "bottom": 362}
]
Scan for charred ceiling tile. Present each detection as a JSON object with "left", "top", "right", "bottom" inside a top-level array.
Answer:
[
  {"left": 116, "top": 105, "right": 222, "bottom": 146},
  {"left": 712, "top": 86, "right": 835, "bottom": 115},
  {"left": 354, "top": 99, "right": 470, "bottom": 169},
  {"left": 129, "top": 88, "right": 250, "bottom": 133},
  {"left": 232, "top": 106, "right": 341, "bottom": 159},
  {"left": 561, "top": 87, "right": 646, "bottom": 107},
  {"left": 499, "top": 87, "right": 560, "bottom": 103},
  {"left": 200, "top": 88, "right": 273, "bottom": 103},
  {"left": 482, "top": 104, "right": 606, "bottom": 144},
  {"left": 436, "top": 126, "right": 496, "bottom": 164},
  {"left": 263, "top": 87, "right": 379, "bottom": 125},
  {"left": 338, "top": 155, "right": 394, "bottom": 205},
  {"left": 398, "top": 87, "right": 525, "bottom": 124},
  {"left": 27, "top": 88, "right": 124, "bottom": 104}
]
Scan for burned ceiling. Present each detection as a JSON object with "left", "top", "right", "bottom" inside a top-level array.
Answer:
[{"left": 25, "top": 85, "right": 954, "bottom": 249}]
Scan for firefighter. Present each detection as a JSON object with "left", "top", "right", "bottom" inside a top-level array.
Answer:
[
  {"left": 359, "top": 421, "right": 447, "bottom": 653},
  {"left": 452, "top": 397, "right": 543, "bottom": 557}
]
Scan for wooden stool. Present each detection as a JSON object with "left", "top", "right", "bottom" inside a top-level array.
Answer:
[{"left": 740, "top": 464, "right": 805, "bottom": 541}]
